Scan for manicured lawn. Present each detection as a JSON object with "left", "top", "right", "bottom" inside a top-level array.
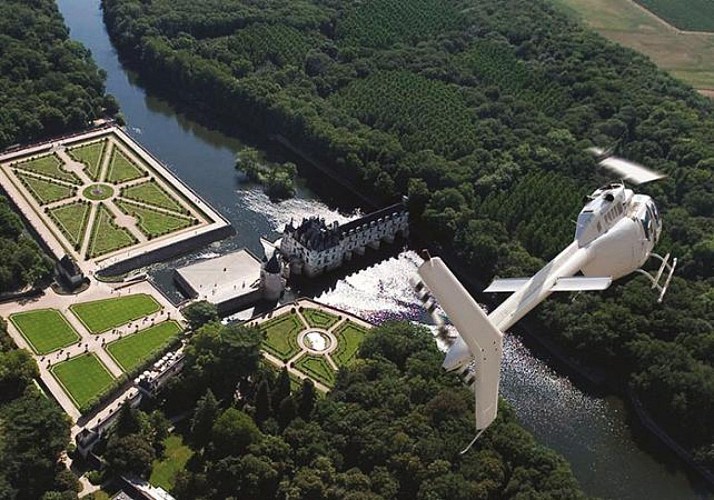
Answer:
[
  {"left": 260, "top": 312, "right": 304, "bottom": 361},
  {"left": 50, "top": 353, "right": 115, "bottom": 409},
  {"left": 122, "top": 180, "right": 185, "bottom": 213},
  {"left": 150, "top": 434, "right": 194, "bottom": 490},
  {"left": 9, "top": 309, "right": 80, "bottom": 354},
  {"left": 70, "top": 293, "right": 162, "bottom": 333},
  {"left": 86, "top": 203, "right": 137, "bottom": 259},
  {"left": 332, "top": 320, "right": 369, "bottom": 367},
  {"left": 295, "top": 354, "right": 336, "bottom": 388},
  {"left": 107, "top": 148, "right": 146, "bottom": 183},
  {"left": 106, "top": 320, "right": 182, "bottom": 372},
  {"left": 17, "top": 172, "right": 75, "bottom": 205},
  {"left": 301, "top": 308, "right": 340, "bottom": 329},
  {"left": 82, "top": 183, "right": 114, "bottom": 201},
  {"left": 48, "top": 201, "right": 91, "bottom": 248},
  {"left": 13, "top": 154, "right": 81, "bottom": 184},
  {"left": 116, "top": 199, "right": 194, "bottom": 238},
  {"left": 67, "top": 140, "right": 106, "bottom": 180}
]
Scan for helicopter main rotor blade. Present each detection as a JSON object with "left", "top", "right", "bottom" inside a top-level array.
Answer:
[{"left": 598, "top": 156, "right": 666, "bottom": 185}]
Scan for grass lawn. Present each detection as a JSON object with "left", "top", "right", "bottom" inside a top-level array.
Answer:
[
  {"left": 86, "top": 203, "right": 137, "bottom": 259},
  {"left": 122, "top": 180, "right": 185, "bottom": 213},
  {"left": 48, "top": 201, "right": 91, "bottom": 248},
  {"left": 82, "top": 184, "right": 114, "bottom": 201},
  {"left": 51, "top": 353, "right": 115, "bottom": 409},
  {"left": 150, "top": 434, "right": 194, "bottom": 490},
  {"left": 67, "top": 140, "right": 106, "bottom": 180},
  {"left": 16, "top": 172, "right": 75, "bottom": 205},
  {"left": 116, "top": 199, "right": 194, "bottom": 238},
  {"left": 301, "top": 308, "right": 340, "bottom": 329},
  {"left": 260, "top": 312, "right": 304, "bottom": 361},
  {"left": 70, "top": 293, "right": 162, "bottom": 333},
  {"left": 295, "top": 355, "right": 336, "bottom": 388},
  {"left": 332, "top": 320, "right": 369, "bottom": 367},
  {"left": 106, "top": 320, "right": 182, "bottom": 372},
  {"left": 13, "top": 154, "right": 81, "bottom": 184},
  {"left": 107, "top": 148, "right": 146, "bottom": 183},
  {"left": 9, "top": 309, "right": 80, "bottom": 354}
]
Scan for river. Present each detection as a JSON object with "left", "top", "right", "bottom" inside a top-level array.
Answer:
[{"left": 57, "top": 1, "right": 710, "bottom": 498}]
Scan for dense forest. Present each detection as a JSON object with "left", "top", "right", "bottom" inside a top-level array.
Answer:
[
  {"left": 0, "top": 0, "right": 116, "bottom": 292},
  {"left": 118, "top": 320, "right": 583, "bottom": 499},
  {"left": 102, "top": 0, "right": 714, "bottom": 468},
  {"left": 0, "top": 319, "right": 81, "bottom": 499}
]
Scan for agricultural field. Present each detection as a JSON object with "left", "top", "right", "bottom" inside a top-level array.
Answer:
[
  {"left": 107, "top": 148, "right": 146, "bottom": 183},
  {"left": 106, "top": 320, "right": 182, "bottom": 372},
  {"left": 9, "top": 309, "right": 79, "bottom": 354},
  {"left": 115, "top": 199, "right": 195, "bottom": 239},
  {"left": 13, "top": 154, "right": 81, "bottom": 184},
  {"left": 86, "top": 203, "right": 137, "bottom": 259},
  {"left": 551, "top": 0, "right": 714, "bottom": 91},
  {"left": 70, "top": 293, "right": 162, "bottom": 334},
  {"left": 634, "top": 0, "right": 714, "bottom": 32},
  {"left": 48, "top": 201, "right": 91, "bottom": 248},
  {"left": 260, "top": 312, "right": 303, "bottom": 361},
  {"left": 16, "top": 172, "right": 75, "bottom": 205},
  {"left": 332, "top": 320, "right": 368, "bottom": 367},
  {"left": 67, "top": 140, "right": 106, "bottom": 180},
  {"left": 295, "top": 355, "right": 336, "bottom": 388},
  {"left": 301, "top": 308, "right": 340, "bottom": 329},
  {"left": 332, "top": 70, "right": 477, "bottom": 158},
  {"left": 121, "top": 180, "right": 186, "bottom": 213},
  {"left": 50, "top": 353, "right": 115, "bottom": 408}
]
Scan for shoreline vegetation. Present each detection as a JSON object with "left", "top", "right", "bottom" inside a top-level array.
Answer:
[{"left": 101, "top": 0, "right": 713, "bottom": 484}]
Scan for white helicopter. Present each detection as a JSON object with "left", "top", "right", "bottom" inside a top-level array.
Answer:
[{"left": 411, "top": 150, "right": 677, "bottom": 452}]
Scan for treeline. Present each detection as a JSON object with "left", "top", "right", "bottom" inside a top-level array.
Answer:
[
  {"left": 147, "top": 320, "right": 584, "bottom": 499},
  {"left": 101, "top": 0, "right": 713, "bottom": 468},
  {"left": 0, "top": 319, "right": 81, "bottom": 499},
  {"left": 0, "top": 0, "right": 116, "bottom": 292}
]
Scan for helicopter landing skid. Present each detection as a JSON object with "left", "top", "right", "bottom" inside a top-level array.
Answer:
[{"left": 635, "top": 252, "right": 678, "bottom": 303}]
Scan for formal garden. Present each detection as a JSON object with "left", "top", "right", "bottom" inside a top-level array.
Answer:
[
  {"left": 9, "top": 308, "right": 80, "bottom": 354},
  {"left": 50, "top": 353, "right": 116, "bottom": 409},
  {"left": 106, "top": 320, "right": 183, "bottom": 371},
  {"left": 257, "top": 303, "right": 371, "bottom": 389},
  {"left": 0, "top": 131, "right": 205, "bottom": 263},
  {"left": 70, "top": 293, "right": 162, "bottom": 333}
]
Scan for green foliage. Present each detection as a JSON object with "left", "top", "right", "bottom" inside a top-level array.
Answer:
[
  {"left": 182, "top": 300, "right": 219, "bottom": 330},
  {"left": 337, "top": 0, "right": 461, "bottom": 48},
  {"left": 332, "top": 70, "right": 476, "bottom": 159},
  {"left": 106, "top": 148, "right": 146, "bottom": 184},
  {"left": 150, "top": 434, "right": 194, "bottom": 490},
  {"left": 47, "top": 201, "right": 91, "bottom": 249},
  {"left": 106, "top": 433, "right": 156, "bottom": 477},
  {"left": 300, "top": 308, "right": 339, "bottom": 329},
  {"left": 70, "top": 293, "right": 161, "bottom": 333},
  {"left": 0, "top": 349, "right": 38, "bottom": 402},
  {"left": 332, "top": 320, "right": 368, "bottom": 367},
  {"left": 121, "top": 180, "right": 185, "bottom": 212},
  {"left": 13, "top": 155, "right": 81, "bottom": 185},
  {"left": 9, "top": 308, "right": 80, "bottom": 354},
  {"left": 236, "top": 148, "right": 297, "bottom": 199},
  {"left": 260, "top": 312, "right": 303, "bottom": 361},
  {"left": 106, "top": 320, "right": 183, "bottom": 372},
  {"left": 294, "top": 355, "right": 335, "bottom": 388},
  {"left": 211, "top": 408, "right": 261, "bottom": 458},
  {"left": 191, "top": 389, "right": 220, "bottom": 449},
  {"left": 15, "top": 172, "right": 75, "bottom": 206},
  {"left": 115, "top": 199, "right": 194, "bottom": 238},
  {"left": 50, "top": 353, "right": 116, "bottom": 409},
  {"left": 635, "top": 0, "right": 714, "bottom": 31}
]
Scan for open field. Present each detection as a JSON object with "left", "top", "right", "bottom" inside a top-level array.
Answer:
[
  {"left": 260, "top": 312, "right": 304, "bottom": 361},
  {"left": 70, "top": 293, "right": 162, "bottom": 333},
  {"left": 48, "top": 201, "right": 91, "bottom": 248},
  {"left": 301, "top": 308, "right": 340, "bottom": 329},
  {"left": 106, "top": 320, "right": 182, "bottom": 372},
  {"left": 116, "top": 199, "right": 194, "bottom": 238},
  {"left": 68, "top": 140, "right": 106, "bottom": 180},
  {"left": 634, "top": 0, "right": 714, "bottom": 32},
  {"left": 295, "top": 355, "right": 336, "bottom": 388},
  {"left": 551, "top": 0, "right": 714, "bottom": 92},
  {"left": 86, "top": 203, "right": 137, "bottom": 259},
  {"left": 9, "top": 309, "right": 79, "bottom": 354},
  {"left": 50, "top": 353, "right": 115, "bottom": 408},
  {"left": 332, "top": 321, "right": 368, "bottom": 367}
]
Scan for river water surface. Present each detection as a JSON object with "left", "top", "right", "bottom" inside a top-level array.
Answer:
[{"left": 57, "top": 1, "right": 711, "bottom": 498}]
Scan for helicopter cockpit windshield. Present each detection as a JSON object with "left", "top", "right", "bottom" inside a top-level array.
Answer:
[{"left": 575, "top": 210, "right": 595, "bottom": 246}]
